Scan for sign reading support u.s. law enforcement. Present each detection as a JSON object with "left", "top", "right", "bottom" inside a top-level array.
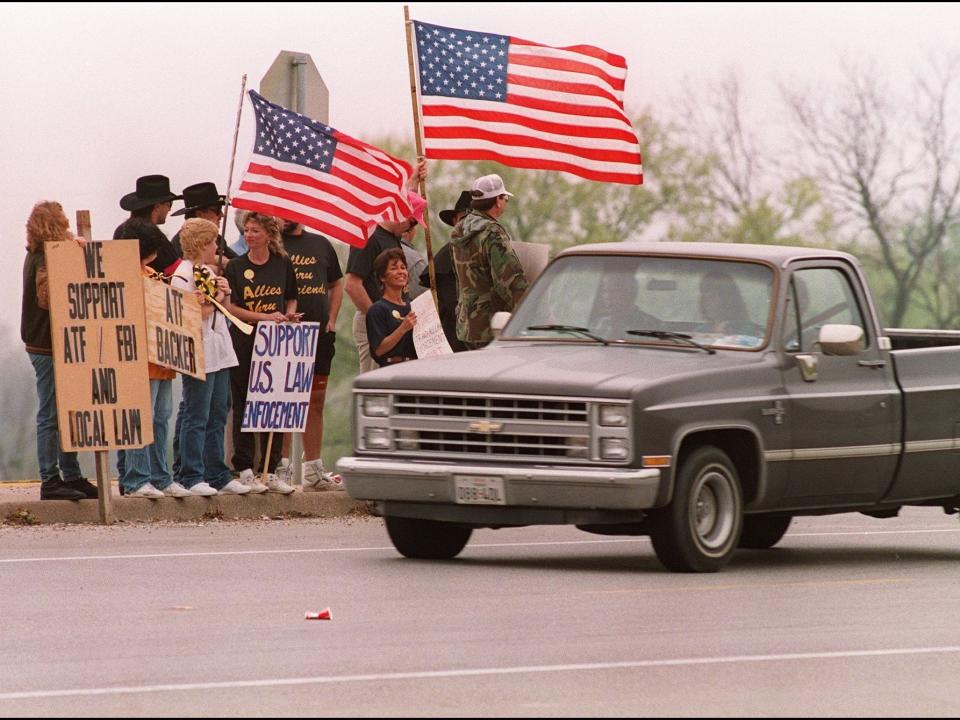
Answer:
[
  {"left": 242, "top": 321, "right": 320, "bottom": 432},
  {"left": 46, "top": 240, "right": 153, "bottom": 451}
]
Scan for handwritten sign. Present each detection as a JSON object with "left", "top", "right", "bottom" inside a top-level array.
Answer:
[
  {"left": 46, "top": 240, "right": 153, "bottom": 451},
  {"left": 241, "top": 321, "right": 321, "bottom": 432},
  {"left": 411, "top": 292, "right": 452, "bottom": 359},
  {"left": 143, "top": 277, "right": 205, "bottom": 380}
]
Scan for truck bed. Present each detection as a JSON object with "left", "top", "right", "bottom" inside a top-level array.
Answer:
[{"left": 886, "top": 328, "right": 960, "bottom": 350}]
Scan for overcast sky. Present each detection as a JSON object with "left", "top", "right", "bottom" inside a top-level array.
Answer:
[{"left": 3, "top": 1, "right": 959, "bottom": 337}]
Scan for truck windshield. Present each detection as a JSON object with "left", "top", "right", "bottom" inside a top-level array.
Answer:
[{"left": 504, "top": 255, "right": 774, "bottom": 350}]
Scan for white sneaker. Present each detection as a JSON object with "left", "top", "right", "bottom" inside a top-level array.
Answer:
[
  {"left": 218, "top": 479, "right": 251, "bottom": 495},
  {"left": 303, "top": 459, "right": 344, "bottom": 492},
  {"left": 266, "top": 474, "right": 296, "bottom": 494},
  {"left": 162, "top": 481, "right": 193, "bottom": 498},
  {"left": 238, "top": 468, "right": 268, "bottom": 494},
  {"left": 128, "top": 483, "right": 164, "bottom": 499},
  {"left": 190, "top": 482, "right": 218, "bottom": 497},
  {"left": 276, "top": 458, "right": 293, "bottom": 485}
]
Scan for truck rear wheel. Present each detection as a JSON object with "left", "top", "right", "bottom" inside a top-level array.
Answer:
[
  {"left": 649, "top": 446, "right": 743, "bottom": 572},
  {"left": 738, "top": 515, "right": 792, "bottom": 549},
  {"left": 384, "top": 516, "right": 473, "bottom": 559}
]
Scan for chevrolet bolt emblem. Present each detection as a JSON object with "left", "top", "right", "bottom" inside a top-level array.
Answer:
[{"left": 468, "top": 420, "right": 504, "bottom": 433}]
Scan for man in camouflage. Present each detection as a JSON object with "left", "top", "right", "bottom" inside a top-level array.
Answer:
[{"left": 451, "top": 174, "right": 529, "bottom": 349}]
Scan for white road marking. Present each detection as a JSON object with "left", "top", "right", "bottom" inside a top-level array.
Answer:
[
  {"left": 0, "top": 527, "right": 957, "bottom": 564},
  {"left": 2, "top": 645, "right": 960, "bottom": 701}
]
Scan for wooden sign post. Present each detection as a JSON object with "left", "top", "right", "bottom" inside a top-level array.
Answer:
[{"left": 46, "top": 211, "right": 154, "bottom": 524}]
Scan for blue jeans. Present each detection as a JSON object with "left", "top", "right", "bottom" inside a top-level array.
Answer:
[
  {"left": 120, "top": 378, "right": 173, "bottom": 492},
  {"left": 177, "top": 369, "right": 233, "bottom": 490},
  {"left": 28, "top": 352, "right": 82, "bottom": 486}
]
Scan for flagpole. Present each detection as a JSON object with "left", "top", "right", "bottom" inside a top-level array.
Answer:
[
  {"left": 220, "top": 73, "right": 248, "bottom": 267},
  {"left": 403, "top": 4, "right": 439, "bottom": 311}
]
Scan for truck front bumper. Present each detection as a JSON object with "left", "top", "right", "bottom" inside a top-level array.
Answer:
[{"left": 336, "top": 456, "right": 662, "bottom": 511}]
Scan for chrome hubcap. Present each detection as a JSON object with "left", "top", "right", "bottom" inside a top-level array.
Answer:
[{"left": 691, "top": 467, "right": 736, "bottom": 553}]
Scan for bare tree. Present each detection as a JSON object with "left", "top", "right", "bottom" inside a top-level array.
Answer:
[
  {"left": 670, "top": 71, "right": 834, "bottom": 247},
  {"left": 782, "top": 59, "right": 960, "bottom": 326}
]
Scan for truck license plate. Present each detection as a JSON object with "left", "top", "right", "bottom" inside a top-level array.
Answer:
[{"left": 454, "top": 476, "right": 506, "bottom": 505}]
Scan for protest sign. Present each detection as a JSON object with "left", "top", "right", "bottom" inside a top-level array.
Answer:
[
  {"left": 511, "top": 241, "right": 550, "bottom": 285},
  {"left": 411, "top": 291, "right": 452, "bottom": 359},
  {"left": 241, "top": 321, "right": 321, "bottom": 432},
  {"left": 46, "top": 239, "right": 153, "bottom": 451},
  {"left": 143, "top": 277, "right": 205, "bottom": 380}
]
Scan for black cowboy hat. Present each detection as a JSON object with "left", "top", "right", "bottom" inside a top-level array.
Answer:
[
  {"left": 439, "top": 190, "right": 473, "bottom": 227},
  {"left": 119, "top": 175, "right": 181, "bottom": 212},
  {"left": 171, "top": 181, "right": 227, "bottom": 217}
]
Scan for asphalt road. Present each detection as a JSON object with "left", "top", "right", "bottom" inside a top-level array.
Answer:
[{"left": 1, "top": 507, "right": 959, "bottom": 717}]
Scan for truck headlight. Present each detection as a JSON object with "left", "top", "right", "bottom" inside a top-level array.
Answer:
[
  {"left": 598, "top": 404, "right": 628, "bottom": 427},
  {"left": 364, "top": 427, "right": 391, "bottom": 450},
  {"left": 362, "top": 394, "right": 390, "bottom": 417},
  {"left": 600, "top": 437, "right": 629, "bottom": 460}
]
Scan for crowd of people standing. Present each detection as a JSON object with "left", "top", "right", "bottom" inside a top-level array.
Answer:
[{"left": 20, "top": 164, "right": 529, "bottom": 501}]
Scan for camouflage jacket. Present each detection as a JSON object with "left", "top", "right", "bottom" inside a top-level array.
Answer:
[{"left": 451, "top": 210, "right": 529, "bottom": 346}]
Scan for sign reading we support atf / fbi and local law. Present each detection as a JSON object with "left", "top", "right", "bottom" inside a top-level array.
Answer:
[
  {"left": 46, "top": 240, "right": 153, "bottom": 451},
  {"left": 143, "top": 277, "right": 205, "bottom": 380},
  {"left": 411, "top": 292, "right": 452, "bottom": 359},
  {"left": 242, "top": 321, "right": 321, "bottom": 432}
]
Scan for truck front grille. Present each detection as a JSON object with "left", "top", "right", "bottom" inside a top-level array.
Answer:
[
  {"left": 394, "top": 394, "right": 588, "bottom": 423},
  {"left": 360, "top": 391, "right": 608, "bottom": 464}
]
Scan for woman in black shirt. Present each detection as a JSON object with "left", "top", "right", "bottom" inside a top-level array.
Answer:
[
  {"left": 365, "top": 248, "right": 418, "bottom": 366},
  {"left": 223, "top": 213, "right": 300, "bottom": 493}
]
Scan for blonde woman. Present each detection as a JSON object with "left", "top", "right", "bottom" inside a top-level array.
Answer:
[
  {"left": 223, "top": 213, "right": 300, "bottom": 493},
  {"left": 170, "top": 218, "right": 250, "bottom": 496},
  {"left": 21, "top": 201, "right": 97, "bottom": 501}
]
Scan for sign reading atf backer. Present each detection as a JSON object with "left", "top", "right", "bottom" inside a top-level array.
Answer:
[
  {"left": 46, "top": 240, "right": 153, "bottom": 451},
  {"left": 242, "top": 321, "right": 320, "bottom": 432},
  {"left": 143, "top": 277, "right": 205, "bottom": 380}
]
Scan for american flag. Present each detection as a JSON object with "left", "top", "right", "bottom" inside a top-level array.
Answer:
[
  {"left": 232, "top": 91, "right": 413, "bottom": 248},
  {"left": 413, "top": 20, "right": 642, "bottom": 185}
]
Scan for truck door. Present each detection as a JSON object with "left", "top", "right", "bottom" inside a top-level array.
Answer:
[{"left": 780, "top": 263, "right": 900, "bottom": 505}]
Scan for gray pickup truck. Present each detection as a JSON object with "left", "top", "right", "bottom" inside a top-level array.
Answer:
[{"left": 338, "top": 242, "right": 960, "bottom": 572}]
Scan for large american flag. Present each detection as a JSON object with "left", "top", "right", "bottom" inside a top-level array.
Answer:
[
  {"left": 232, "top": 91, "right": 413, "bottom": 248},
  {"left": 413, "top": 20, "right": 642, "bottom": 185}
]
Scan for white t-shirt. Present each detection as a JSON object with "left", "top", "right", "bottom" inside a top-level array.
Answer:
[{"left": 170, "top": 260, "right": 239, "bottom": 374}]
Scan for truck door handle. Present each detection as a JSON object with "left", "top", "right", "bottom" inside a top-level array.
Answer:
[{"left": 857, "top": 359, "right": 886, "bottom": 369}]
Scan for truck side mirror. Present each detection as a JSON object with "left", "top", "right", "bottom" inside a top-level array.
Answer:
[
  {"left": 490, "top": 312, "right": 512, "bottom": 339},
  {"left": 819, "top": 324, "right": 865, "bottom": 356}
]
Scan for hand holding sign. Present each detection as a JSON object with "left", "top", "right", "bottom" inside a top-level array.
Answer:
[{"left": 410, "top": 293, "right": 451, "bottom": 358}]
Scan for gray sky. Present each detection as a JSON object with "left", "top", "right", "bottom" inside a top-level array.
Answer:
[{"left": 3, "top": 1, "right": 958, "bottom": 336}]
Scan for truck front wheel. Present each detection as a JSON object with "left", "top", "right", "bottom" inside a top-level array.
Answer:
[
  {"left": 384, "top": 516, "right": 473, "bottom": 559},
  {"left": 649, "top": 446, "right": 743, "bottom": 572}
]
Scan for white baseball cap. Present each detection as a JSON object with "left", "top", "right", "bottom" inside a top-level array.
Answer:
[{"left": 471, "top": 173, "right": 514, "bottom": 200}]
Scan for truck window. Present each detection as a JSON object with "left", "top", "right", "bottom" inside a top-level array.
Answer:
[
  {"left": 505, "top": 255, "right": 773, "bottom": 349},
  {"left": 784, "top": 268, "right": 867, "bottom": 353}
]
